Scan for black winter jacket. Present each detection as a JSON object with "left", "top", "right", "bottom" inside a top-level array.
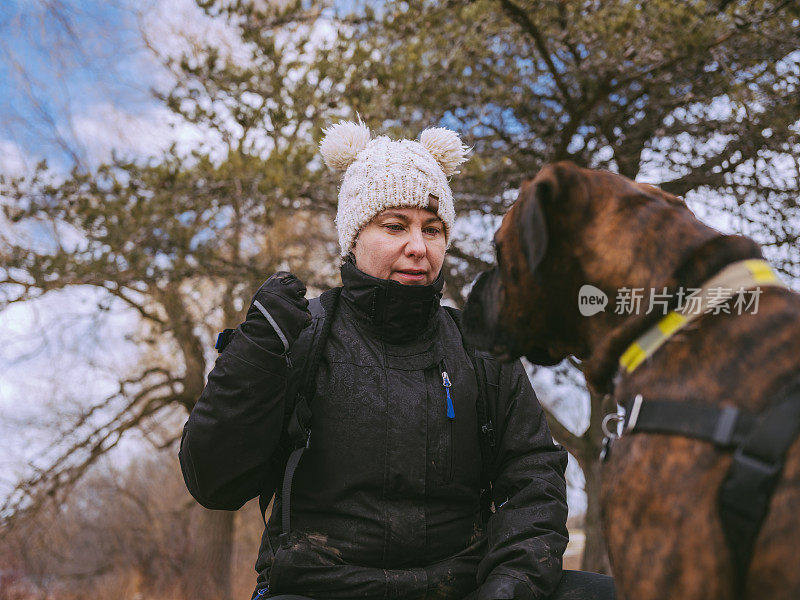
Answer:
[{"left": 180, "top": 262, "right": 569, "bottom": 600}]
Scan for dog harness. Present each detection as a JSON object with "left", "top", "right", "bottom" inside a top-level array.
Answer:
[{"left": 604, "top": 259, "right": 800, "bottom": 594}]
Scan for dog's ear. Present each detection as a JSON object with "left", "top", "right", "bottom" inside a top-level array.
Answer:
[{"left": 517, "top": 177, "right": 553, "bottom": 273}]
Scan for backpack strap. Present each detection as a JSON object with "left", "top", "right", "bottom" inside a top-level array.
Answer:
[
  {"left": 279, "top": 287, "right": 341, "bottom": 547},
  {"left": 285, "top": 296, "right": 328, "bottom": 445},
  {"left": 444, "top": 306, "right": 499, "bottom": 522},
  {"left": 253, "top": 289, "right": 338, "bottom": 526}
]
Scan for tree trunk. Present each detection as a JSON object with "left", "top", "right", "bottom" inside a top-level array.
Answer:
[
  {"left": 578, "top": 453, "right": 611, "bottom": 574},
  {"left": 187, "top": 508, "right": 236, "bottom": 600}
]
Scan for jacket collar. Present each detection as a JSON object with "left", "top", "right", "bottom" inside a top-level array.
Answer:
[{"left": 340, "top": 258, "right": 444, "bottom": 344}]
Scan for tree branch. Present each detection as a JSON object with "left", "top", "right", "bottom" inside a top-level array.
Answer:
[
  {"left": 498, "top": 0, "right": 577, "bottom": 116},
  {"left": 0, "top": 371, "right": 187, "bottom": 528},
  {"left": 541, "top": 404, "right": 583, "bottom": 455}
]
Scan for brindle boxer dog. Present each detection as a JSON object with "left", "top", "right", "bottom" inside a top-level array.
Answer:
[{"left": 463, "top": 161, "right": 800, "bottom": 600}]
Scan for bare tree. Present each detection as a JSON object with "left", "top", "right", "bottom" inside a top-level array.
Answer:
[{"left": 1, "top": 447, "right": 270, "bottom": 599}]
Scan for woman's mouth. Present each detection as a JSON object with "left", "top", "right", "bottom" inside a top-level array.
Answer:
[{"left": 394, "top": 270, "right": 427, "bottom": 283}]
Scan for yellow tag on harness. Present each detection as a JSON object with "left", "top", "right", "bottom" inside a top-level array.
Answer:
[{"left": 744, "top": 259, "right": 779, "bottom": 284}]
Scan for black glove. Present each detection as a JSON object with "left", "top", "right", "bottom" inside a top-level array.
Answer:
[{"left": 241, "top": 271, "right": 311, "bottom": 353}]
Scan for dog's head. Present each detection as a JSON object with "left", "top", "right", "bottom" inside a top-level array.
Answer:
[{"left": 463, "top": 161, "right": 706, "bottom": 366}]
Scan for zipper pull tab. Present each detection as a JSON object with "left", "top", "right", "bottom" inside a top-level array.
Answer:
[{"left": 442, "top": 371, "right": 455, "bottom": 419}]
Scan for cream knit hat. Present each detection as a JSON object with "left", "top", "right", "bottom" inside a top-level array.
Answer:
[{"left": 320, "top": 119, "right": 469, "bottom": 257}]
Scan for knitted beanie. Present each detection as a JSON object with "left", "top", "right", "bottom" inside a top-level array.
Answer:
[{"left": 319, "top": 119, "right": 469, "bottom": 257}]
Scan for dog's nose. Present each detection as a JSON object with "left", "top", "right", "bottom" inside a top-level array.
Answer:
[{"left": 463, "top": 271, "right": 496, "bottom": 350}]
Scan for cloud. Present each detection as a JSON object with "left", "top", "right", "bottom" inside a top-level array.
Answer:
[
  {"left": 69, "top": 101, "right": 218, "bottom": 165},
  {"left": 0, "top": 138, "right": 31, "bottom": 176},
  {"left": 65, "top": 0, "right": 329, "bottom": 166},
  {"left": 137, "top": 0, "right": 254, "bottom": 71},
  {"left": 0, "top": 286, "right": 142, "bottom": 405}
]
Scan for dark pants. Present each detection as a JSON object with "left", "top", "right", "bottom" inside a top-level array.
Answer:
[{"left": 268, "top": 569, "right": 616, "bottom": 600}]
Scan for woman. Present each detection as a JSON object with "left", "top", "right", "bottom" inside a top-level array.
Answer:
[{"left": 180, "top": 121, "right": 614, "bottom": 599}]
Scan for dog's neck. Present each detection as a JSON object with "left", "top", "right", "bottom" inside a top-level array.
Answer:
[{"left": 580, "top": 234, "right": 765, "bottom": 394}]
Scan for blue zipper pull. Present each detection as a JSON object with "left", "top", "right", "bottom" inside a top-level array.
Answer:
[{"left": 442, "top": 371, "right": 455, "bottom": 419}]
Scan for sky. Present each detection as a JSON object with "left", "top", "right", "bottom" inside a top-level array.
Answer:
[
  {"left": 0, "top": 1, "right": 153, "bottom": 169},
  {"left": 0, "top": 0, "right": 250, "bottom": 174}
]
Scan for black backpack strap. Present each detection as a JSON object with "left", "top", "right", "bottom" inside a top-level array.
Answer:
[
  {"left": 255, "top": 291, "right": 335, "bottom": 526},
  {"left": 279, "top": 287, "right": 341, "bottom": 547},
  {"left": 444, "top": 306, "right": 499, "bottom": 522},
  {"left": 285, "top": 295, "right": 328, "bottom": 444},
  {"left": 215, "top": 328, "right": 236, "bottom": 353}
]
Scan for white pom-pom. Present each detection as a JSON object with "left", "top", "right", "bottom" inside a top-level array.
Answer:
[
  {"left": 320, "top": 119, "right": 371, "bottom": 171},
  {"left": 419, "top": 127, "right": 470, "bottom": 176}
]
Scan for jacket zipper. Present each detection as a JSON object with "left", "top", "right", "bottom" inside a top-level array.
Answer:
[
  {"left": 442, "top": 370, "right": 455, "bottom": 419},
  {"left": 442, "top": 365, "right": 455, "bottom": 482}
]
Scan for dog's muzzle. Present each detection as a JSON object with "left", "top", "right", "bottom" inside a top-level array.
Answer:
[{"left": 463, "top": 270, "right": 503, "bottom": 351}]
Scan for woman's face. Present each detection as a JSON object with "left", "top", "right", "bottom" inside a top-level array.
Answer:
[{"left": 352, "top": 207, "right": 447, "bottom": 285}]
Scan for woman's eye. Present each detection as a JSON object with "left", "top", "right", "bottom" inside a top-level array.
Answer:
[
  {"left": 384, "top": 223, "right": 404, "bottom": 231},
  {"left": 424, "top": 227, "right": 442, "bottom": 236}
]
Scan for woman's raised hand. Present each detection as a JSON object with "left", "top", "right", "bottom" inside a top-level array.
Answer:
[{"left": 245, "top": 271, "right": 312, "bottom": 351}]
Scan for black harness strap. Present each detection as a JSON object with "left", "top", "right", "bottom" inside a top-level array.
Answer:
[
  {"left": 718, "top": 384, "right": 800, "bottom": 586},
  {"left": 618, "top": 379, "right": 800, "bottom": 588},
  {"left": 621, "top": 400, "right": 757, "bottom": 448}
]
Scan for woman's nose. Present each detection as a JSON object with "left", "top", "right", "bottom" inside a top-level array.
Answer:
[{"left": 405, "top": 228, "right": 427, "bottom": 258}]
